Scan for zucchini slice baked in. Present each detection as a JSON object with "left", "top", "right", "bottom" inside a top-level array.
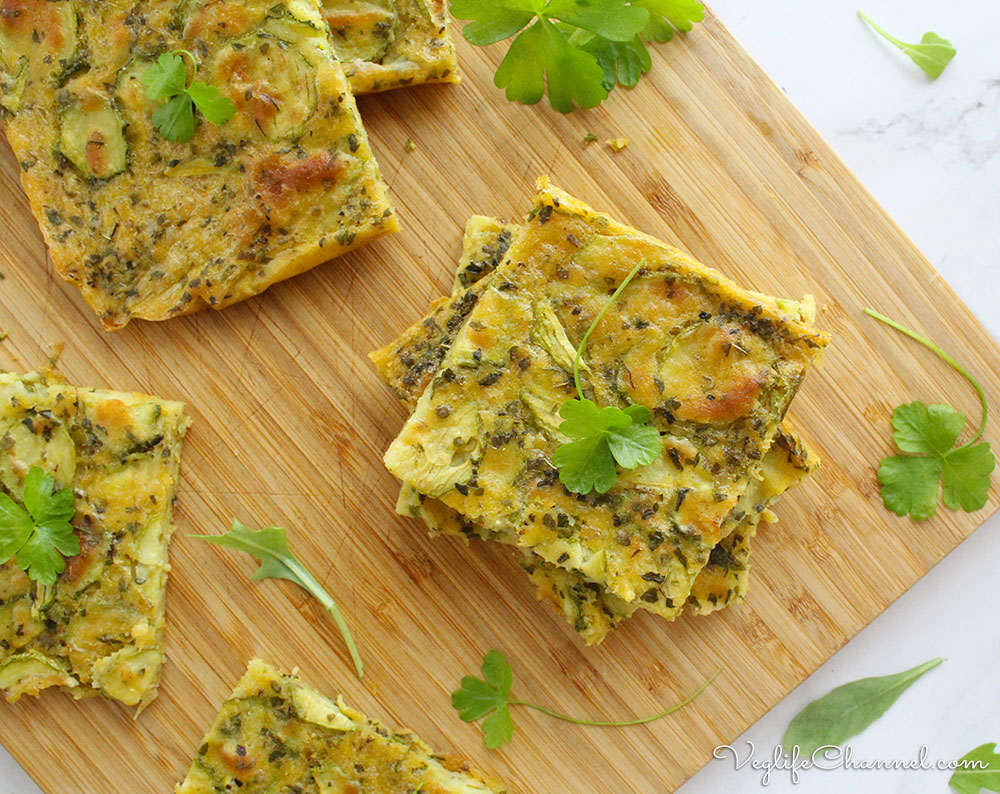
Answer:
[
  {"left": 373, "top": 214, "right": 822, "bottom": 644},
  {"left": 175, "top": 659, "right": 508, "bottom": 793},
  {"left": 0, "top": 0, "right": 396, "bottom": 329},
  {"left": 321, "top": 0, "right": 460, "bottom": 93},
  {"left": 0, "top": 370, "right": 188, "bottom": 708}
]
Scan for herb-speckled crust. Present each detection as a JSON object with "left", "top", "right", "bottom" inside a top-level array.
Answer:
[
  {"left": 383, "top": 179, "right": 828, "bottom": 619},
  {"left": 0, "top": 0, "right": 396, "bottom": 329},
  {"left": 0, "top": 370, "right": 188, "bottom": 708},
  {"left": 374, "top": 216, "right": 821, "bottom": 644},
  {"left": 322, "top": 0, "right": 460, "bottom": 94},
  {"left": 175, "top": 659, "right": 508, "bottom": 794}
]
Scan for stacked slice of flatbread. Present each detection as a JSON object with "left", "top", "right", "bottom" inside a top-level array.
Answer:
[
  {"left": 372, "top": 180, "right": 828, "bottom": 644},
  {"left": 0, "top": 0, "right": 459, "bottom": 329}
]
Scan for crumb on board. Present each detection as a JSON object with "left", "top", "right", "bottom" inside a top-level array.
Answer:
[
  {"left": 606, "top": 137, "right": 630, "bottom": 152},
  {"left": 0, "top": 331, "right": 7, "bottom": 341},
  {"left": 404, "top": 137, "right": 417, "bottom": 152},
  {"left": 582, "top": 132, "right": 598, "bottom": 145}
]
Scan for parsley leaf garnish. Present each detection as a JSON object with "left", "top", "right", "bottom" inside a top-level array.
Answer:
[
  {"left": 858, "top": 11, "right": 956, "bottom": 80},
  {"left": 0, "top": 466, "right": 79, "bottom": 588},
  {"left": 865, "top": 309, "right": 995, "bottom": 520},
  {"left": 950, "top": 742, "right": 1000, "bottom": 794},
  {"left": 451, "top": 0, "right": 705, "bottom": 112},
  {"left": 452, "top": 649, "right": 720, "bottom": 749},
  {"left": 141, "top": 50, "right": 235, "bottom": 143},
  {"left": 192, "top": 519, "right": 364, "bottom": 678},
  {"left": 553, "top": 259, "right": 662, "bottom": 494}
]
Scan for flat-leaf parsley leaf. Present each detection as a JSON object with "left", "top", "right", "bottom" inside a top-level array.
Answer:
[
  {"left": 865, "top": 309, "right": 995, "bottom": 520},
  {"left": 0, "top": 466, "right": 79, "bottom": 589},
  {"left": 141, "top": 50, "right": 235, "bottom": 142},
  {"left": 553, "top": 259, "right": 662, "bottom": 494},
  {"left": 453, "top": 649, "right": 720, "bottom": 749},
  {"left": 858, "top": 11, "right": 956, "bottom": 80},
  {"left": 451, "top": 0, "right": 705, "bottom": 112},
  {"left": 192, "top": 519, "right": 364, "bottom": 678}
]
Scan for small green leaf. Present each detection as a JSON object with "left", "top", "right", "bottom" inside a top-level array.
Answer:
[
  {"left": 950, "top": 742, "right": 1000, "bottom": 794},
  {"left": 151, "top": 94, "right": 196, "bottom": 143},
  {"left": 482, "top": 705, "right": 515, "bottom": 750},
  {"left": 495, "top": 19, "right": 609, "bottom": 112},
  {"left": 451, "top": 0, "right": 536, "bottom": 46},
  {"left": 865, "top": 309, "right": 995, "bottom": 520},
  {"left": 636, "top": 0, "right": 705, "bottom": 42},
  {"left": 878, "top": 454, "right": 943, "bottom": 520},
  {"left": 452, "top": 650, "right": 719, "bottom": 750},
  {"left": 192, "top": 519, "right": 364, "bottom": 678},
  {"left": 186, "top": 81, "right": 236, "bottom": 125},
  {"left": 942, "top": 442, "right": 996, "bottom": 512},
  {"left": 783, "top": 658, "right": 943, "bottom": 755},
  {"left": 544, "top": 0, "right": 649, "bottom": 43},
  {"left": 583, "top": 35, "right": 652, "bottom": 90},
  {"left": 892, "top": 402, "right": 965, "bottom": 456},
  {"left": 0, "top": 466, "right": 78, "bottom": 586},
  {"left": 553, "top": 430, "right": 617, "bottom": 495},
  {"left": 0, "top": 494, "right": 35, "bottom": 563},
  {"left": 858, "top": 12, "right": 956, "bottom": 80},
  {"left": 140, "top": 51, "right": 188, "bottom": 100},
  {"left": 481, "top": 648, "right": 513, "bottom": 697}
]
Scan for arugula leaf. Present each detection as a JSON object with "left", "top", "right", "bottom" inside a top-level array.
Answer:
[
  {"left": 192, "top": 519, "right": 364, "bottom": 678},
  {"left": 453, "top": 649, "right": 719, "bottom": 749},
  {"left": 0, "top": 466, "right": 79, "bottom": 587},
  {"left": 858, "top": 11, "right": 956, "bottom": 80},
  {"left": 452, "top": 0, "right": 705, "bottom": 112},
  {"left": 865, "top": 309, "right": 995, "bottom": 520},
  {"left": 552, "top": 259, "right": 662, "bottom": 494},
  {"left": 141, "top": 49, "right": 235, "bottom": 142},
  {"left": 950, "top": 743, "right": 1000, "bottom": 794},
  {"left": 783, "top": 658, "right": 943, "bottom": 755}
]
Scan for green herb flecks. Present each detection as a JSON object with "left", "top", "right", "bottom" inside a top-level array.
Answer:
[
  {"left": 141, "top": 50, "right": 236, "bottom": 143},
  {"left": 0, "top": 466, "right": 79, "bottom": 600},
  {"left": 950, "top": 742, "right": 1000, "bottom": 794},
  {"left": 553, "top": 258, "right": 662, "bottom": 494},
  {"left": 453, "top": 649, "right": 719, "bottom": 749},
  {"left": 192, "top": 519, "right": 364, "bottom": 678},
  {"left": 865, "top": 309, "right": 995, "bottom": 520},
  {"left": 858, "top": 11, "right": 956, "bottom": 80},
  {"left": 451, "top": 0, "right": 705, "bottom": 113},
  {"left": 783, "top": 658, "right": 943, "bottom": 755}
]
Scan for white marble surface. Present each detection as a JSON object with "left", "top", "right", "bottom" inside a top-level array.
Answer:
[{"left": 2, "top": 1, "right": 998, "bottom": 792}]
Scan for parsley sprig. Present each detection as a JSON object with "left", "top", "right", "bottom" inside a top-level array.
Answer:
[
  {"left": 451, "top": 0, "right": 705, "bottom": 112},
  {"left": 141, "top": 50, "right": 236, "bottom": 143},
  {"left": 452, "top": 649, "right": 720, "bottom": 749},
  {"left": 858, "top": 11, "right": 956, "bottom": 80},
  {"left": 192, "top": 519, "right": 364, "bottom": 678},
  {"left": 553, "top": 259, "right": 662, "bottom": 494},
  {"left": 865, "top": 309, "right": 995, "bottom": 520},
  {"left": 0, "top": 466, "right": 79, "bottom": 594}
]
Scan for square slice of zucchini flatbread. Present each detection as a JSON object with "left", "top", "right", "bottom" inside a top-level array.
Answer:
[
  {"left": 374, "top": 215, "right": 820, "bottom": 644},
  {"left": 321, "top": 0, "right": 460, "bottom": 93},
  {"left": 0, "top": 370, "right": 188, "bottom": 708},
  {"left": 383, "top": 180, "right": 828, "bottom": 620},
  {"left": 0, "top": 0, "right": 396, "bottom": 329},
  {"left": 175, "top": 659, "right": 507, "bottom": 793}
]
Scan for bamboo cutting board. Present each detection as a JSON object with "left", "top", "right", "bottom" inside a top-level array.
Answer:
[{"left": 0, "top": 7, "right": 998, "bottom": 794}]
